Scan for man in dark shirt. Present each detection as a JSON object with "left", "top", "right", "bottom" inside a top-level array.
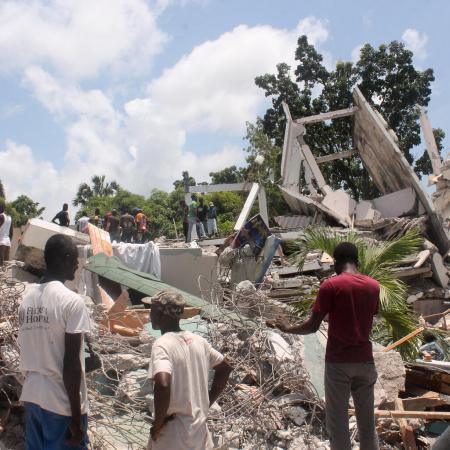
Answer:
[
  {"left": 268, "top": 242, "right": 380, "bottom": 450},
  {"left": 106, "top": 209, "right": 120, "bottom": 243},
  {"left": 120, "top": 210, "right": 135, "bottom": 243},
  {"left": 51, "top": 203, "right": 70, "bottom": 227}
]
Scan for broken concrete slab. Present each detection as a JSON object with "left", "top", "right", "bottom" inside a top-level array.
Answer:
[
  {"left": 159, "top": 247, "right": 218, "bottom": 297},
  {"left": 355, "top": 200, "right": 381, "bottom": 222},
  {"left": 373, "top": 188, "right": 419, "bottom": 218},
  {"left": 321, "top": 189, "right": 356, "bottom": 226},
  {"left": 353, "top": 87, "right": 449, "bottom": 254},
  {"left": 373, "top": 351, "right": 406, "bottom": 407},
  {"left": 15, "top": 218, "right": 90, "bottom": 273}
]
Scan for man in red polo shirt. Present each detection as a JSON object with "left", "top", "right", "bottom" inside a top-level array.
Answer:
[{"left": 268, "top": 242, "right": 380, "bottom": 450}]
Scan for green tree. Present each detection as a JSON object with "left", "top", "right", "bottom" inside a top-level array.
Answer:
[
  {"left": 173, "top": 171, "right": 196, "bottom": 191},
  {"left": 73, "top": 175, "right": 120, "bottom": 207},
  {"left": 209, "top": 166, "right": 246, "bottom": 184},
  {"left": 255, "top": 36, "right": 436, "bottom": 200},
  {"left": 7, "top": 195, "right": 45, "bottom": 226},
  {"left": 0, "top": 180, "right": 5, "bottom": 200}
]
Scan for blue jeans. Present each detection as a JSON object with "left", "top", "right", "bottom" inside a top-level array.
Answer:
[{"left": 25, "top": 403, "right": 89, "bottom": 450}]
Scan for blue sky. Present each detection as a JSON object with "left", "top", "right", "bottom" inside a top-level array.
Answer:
[{"left": 0, "top": 0, "right": 448, "bottom": 216}]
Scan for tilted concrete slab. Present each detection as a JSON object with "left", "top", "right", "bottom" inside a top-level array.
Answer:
[
  {"left": 280, "top": 186, "right": 348, "bottom": 226},
  {"left": 372, "top": 187, "right": 418, "bottom": 218},
  {"left": 353, "top": 87, "right": 449, "bottom": 253}
]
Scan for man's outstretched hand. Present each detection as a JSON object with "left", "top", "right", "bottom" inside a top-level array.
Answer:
[{"left": 266, "top": 317, "right": 291, "bottom": 333}]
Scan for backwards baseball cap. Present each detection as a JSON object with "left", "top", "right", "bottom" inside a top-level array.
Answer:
[{"left": 142, "top": 291, "right": 185, "bottom": 319}]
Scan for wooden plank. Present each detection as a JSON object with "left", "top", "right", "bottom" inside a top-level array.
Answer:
[
  {"left": 295, "top": 106, "right": 358, "bottom": 125},
  {"left": 384, "top": 393, "right": 448, "bottom": 411},
  {"left": 234, "top": 183, "right": 260, "bottom": 231},
  {"left": 383, "top": 327, "right": 425, "bottom": 352},
  {"left": 392, "top": 267, "right": 433, "bottom": 279},
  {"left": 395, "top": 398, "right": 418, "bottom": 450},
  {"left": 419, "top": 107, "right": 442, "bottom": 175},
  {"left": 349, "top": 410, "right": 450, "bottom": 419},
  {"left": 316, "top": 149, "right": 357, "bottom": 164}
]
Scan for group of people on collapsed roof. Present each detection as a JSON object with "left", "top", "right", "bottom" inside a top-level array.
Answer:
[
  {"left": 17, "top": 234, "right": 385, "bottom": 450},
  {"left": 179, "top": 194, "right": 218, "bottom": 243},
  {"left": 51, "top": 197, "right": 219, "bottom": 245},
  {"left": 51, "top": 203, "right": 150, "bottom": 243}
]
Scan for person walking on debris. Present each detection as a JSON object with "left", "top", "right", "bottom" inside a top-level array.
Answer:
[
  {"left": 106, "top": 209, "right": 120, "bottom": 243},
  {"left": 145, "top": 291, "right": 233, "bottom": 450},
  {"left": 197, "top": 197, "right": 208, "bottom": 238},
  {"left": 186, "top": 194, "right": 199, "bottom": 243},
  {"left": 0, "top": 198, "right": 13, "bottom": 266},
  {"left": 179, "top": 200, "right": 189, "bottom": 242},
  {"left": 135, "top": 208, "right": 149, "bottom": 243},
  {"left": 207, "top": 201, "right": 218, "bottom": 237},
  {"left": 18, "top": 234, "right": 91, "bottom": 449},
  {"left": 51, "top": 203, "right": 70, "bottom": 227},
  {"left": 268, "top": 242, "right": 380, "bottom": 450},
  {"left": 90, "top": 208, "right": 103, "bottom": 228},
  {"left": 120, "top": 209, "right": 135, "bottom": 243}
]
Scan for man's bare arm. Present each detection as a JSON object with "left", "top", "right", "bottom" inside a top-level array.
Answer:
[
  {"left": 9, "top": 219, "right": 13, "bottom": 240},
  {"left": 267, "top": 311, "right": 326, "bottom": 335},
  {"left": 63, "top": 333, "right": 84, "bottom": 446},
  {"left": 209, "top": 359, "right": 233, "bottom": 406},
  {"left": 152, "top": 372, "right": 172, "bottom": 440}
]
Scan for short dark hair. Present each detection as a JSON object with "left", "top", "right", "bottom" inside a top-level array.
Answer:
[
  {"left": 333, "top": 242, "right": 359, "bottom": 265},
  {"left": 44, "top": 235, "right": 76, "bottom": 268},
  {"left": 63, "top": 203, "right": 68, "bottom": 210}
]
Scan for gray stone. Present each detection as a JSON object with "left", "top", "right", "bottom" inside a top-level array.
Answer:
[
  {"left": 373, "top": 351, "right": 405, "bottom": 407},
  {"left": 107, "top": 353, "right": 149, "bottom": 372},
  {"left": 116, "top": 369, "right": 152, "bottom": 402}
]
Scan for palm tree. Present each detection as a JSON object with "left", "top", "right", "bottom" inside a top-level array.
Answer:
[
  {"left": 73, "top": 175, "right": 120, "bottom": 206},
  {"left": 291, "top": 227, "right": 424, "bottom": 360}
]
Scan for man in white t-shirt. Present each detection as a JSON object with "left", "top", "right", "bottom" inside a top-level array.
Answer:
[
  {"left": 146, "top": 291, "right": 233, "bottom": 450},
  {"left": 18, "top": 234, "right": 91, "bottom": 449}
]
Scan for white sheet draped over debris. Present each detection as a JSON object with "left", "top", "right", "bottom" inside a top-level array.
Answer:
[{"left": 112, "top": 242, "right": 161, "bottom": 279}]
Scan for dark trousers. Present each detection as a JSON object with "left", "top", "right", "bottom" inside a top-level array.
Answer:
[
  {"left": 25, "top": 403, "right": 89, "bottom": 450},
  {"left": 325, "top": 362, "right": 379, "bottom": 450}
]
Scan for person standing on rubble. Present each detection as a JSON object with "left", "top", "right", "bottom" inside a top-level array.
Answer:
[
  {"left": 120, "top": 209, "right": 135, "bottom": 243},
  {"left": 207, "top": 201, "right": 218, "bottom": 237},
  {"left": 186, "top": 194, "right": 199, "bottom": 242},
  {"left": 178, "top": 200, "right": 189, "bottom": 242},
  {"left": 51, "top": 203, "right": 70, "bottom": 227},
  {"left": 106, "top": 209, "right": 120, "bottom": 243},
  {"left": 268, "top": 242, "right": 380, "bottom": 450},
  {"left": 196, "top": 197, "right": 208, "bottom": 238},
  {"left": 146, "top": 291, "right": 233, "bottom": 450},
  {"left": 18, "top": 234, "right": 91, "bottom": 449},
  {"left": 0, "top": 198, "right": 13, "bottom": 266}
]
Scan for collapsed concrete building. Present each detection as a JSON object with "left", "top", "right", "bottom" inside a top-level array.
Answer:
[{"left": 1, "top": 87, "right": 449, "bottom": 449}]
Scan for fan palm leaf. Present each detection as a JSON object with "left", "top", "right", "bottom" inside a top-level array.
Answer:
[{"left": 291, "top": 227, "right": 423, "bottom": 360}]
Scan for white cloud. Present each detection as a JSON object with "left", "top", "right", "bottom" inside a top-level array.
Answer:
[
  {"left": 0, "top": 0, "right": 168, "bottom": 80},
  {"left": 351, "top": 44, "right": 363, "bottom": 63},
  {"left": 0, "top": 103, "right": 24, "bottom": 119},
  {"left": 402, "top": 28, "right": 428, "bottom": 60},
  {"left": 1, "top": 15, "right": 330, "bottom": 216},
  {"left": 0, "top": 140, "right": 66, "bottom": 212},
  {"left": 147, "top": 17, "right": 329, "bottom": 133}
]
